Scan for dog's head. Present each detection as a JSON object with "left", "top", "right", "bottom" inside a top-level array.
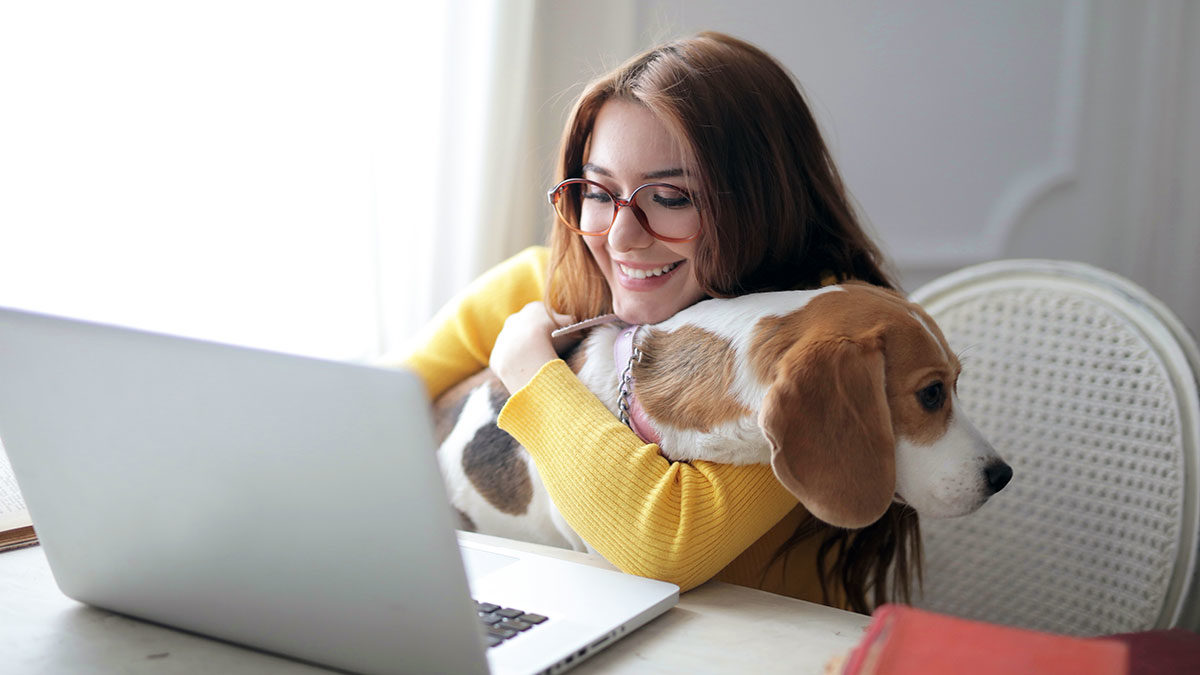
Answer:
[{"left": 756, "top": 283, "right": 1011, "bottom": 528}]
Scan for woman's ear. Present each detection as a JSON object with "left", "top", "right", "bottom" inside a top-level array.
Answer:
[{"left": 759, "top": 337, "right": 895, "bottom": 529}]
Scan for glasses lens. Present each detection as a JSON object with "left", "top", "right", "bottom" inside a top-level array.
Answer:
[
  {"left": 553, "top": 181, "right": 614, "bottom": 234},
  {"left": 552, "top": 180, "right": 700, "bottom": 241},
  {"left": 633, "top": 184, "right": 699, "bottom": 241}
]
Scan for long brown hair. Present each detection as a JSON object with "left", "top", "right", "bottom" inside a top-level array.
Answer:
[{"left": 545, "top": 31, "right": 916, "bottom": 612}]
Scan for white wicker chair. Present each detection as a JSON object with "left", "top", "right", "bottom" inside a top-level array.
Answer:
[{"left": 909, "top": 259, "right": 1200, "bottom": 636}]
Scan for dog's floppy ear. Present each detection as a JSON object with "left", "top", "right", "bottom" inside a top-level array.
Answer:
[{"left": 759, "top": 337, "right": 895, "bottom": 529}]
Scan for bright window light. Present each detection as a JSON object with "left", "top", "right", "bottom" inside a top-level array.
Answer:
[{"left": 0, "top": 1, "right": 445, "bottom": 361}]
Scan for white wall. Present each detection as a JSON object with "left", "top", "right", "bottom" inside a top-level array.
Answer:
[{"left": 524, "top": 0, "right": 1200, "bottom": 339}]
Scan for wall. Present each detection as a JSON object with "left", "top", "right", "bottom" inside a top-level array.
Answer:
[{"left": 525, "top": 0, "right": 1199, "bottom": 339}]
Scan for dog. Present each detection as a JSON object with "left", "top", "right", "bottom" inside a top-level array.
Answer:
[{"left": 433, "top": 282, "right": 1012, "bottom": 552}]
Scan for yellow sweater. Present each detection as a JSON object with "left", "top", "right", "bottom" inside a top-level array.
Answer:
[{"left": 397, "top": 246, "right": 844, "bottom": 607}]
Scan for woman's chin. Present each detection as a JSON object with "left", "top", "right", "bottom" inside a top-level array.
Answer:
[
  {"left": 613, "top": 300, "right": 685, "bottom": 326},
  {"left": 607, "top": 269, "right": 708, "bottom": 325},
  {"left": 615, "top": 310, "right": 661, "bottom": 325}
]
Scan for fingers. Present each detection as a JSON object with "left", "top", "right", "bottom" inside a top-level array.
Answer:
[
  {"left": 546, "top": 308, "right": 586, "bottom": 355},
  {"left": 490, "top": 302, "right": 562, "bottom": 394},
  {"left": 489, "top": 302, "right": 589, "bottom": 394}
]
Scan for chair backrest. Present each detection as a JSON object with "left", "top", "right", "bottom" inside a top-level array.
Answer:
[{"left": 909, "top": 259, "right": 1200, "bottom": 636}]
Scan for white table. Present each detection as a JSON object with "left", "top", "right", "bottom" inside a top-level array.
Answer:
[{"left": 1, "top": 535, "right": 871, "bottom": 674}]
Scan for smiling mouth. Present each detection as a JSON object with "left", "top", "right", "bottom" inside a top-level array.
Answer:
[{"left": 618, "top": 261, "right": 681, "bottom": 280}]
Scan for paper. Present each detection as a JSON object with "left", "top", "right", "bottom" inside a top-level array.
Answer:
[{"left": 0, "top": 439, "right": 32, "bottom": 531}]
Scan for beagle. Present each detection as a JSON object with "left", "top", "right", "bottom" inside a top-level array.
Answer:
[{"left": 433, "top": 282, "right": 1012, "bottom": 552}]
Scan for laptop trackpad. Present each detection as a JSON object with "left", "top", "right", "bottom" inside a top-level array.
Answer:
[{"left": 460, "top": 546, "right": 519, "bottom": 582}]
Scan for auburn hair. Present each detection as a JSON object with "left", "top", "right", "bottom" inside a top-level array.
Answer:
[{"left": 544, "top": 31, "right": 914, "bottom": 614}]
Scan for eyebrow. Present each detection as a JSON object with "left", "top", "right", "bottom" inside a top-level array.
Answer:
[{"left": 582, "top": 163, "right": 686, "bottom": 181}]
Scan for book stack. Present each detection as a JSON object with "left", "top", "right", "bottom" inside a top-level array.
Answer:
[
  {"left": 1, "top": 439, "right": 37, "bottom": 552},
  {"left": 830, "top": 604, "right": 1129, "bottom": 675}
]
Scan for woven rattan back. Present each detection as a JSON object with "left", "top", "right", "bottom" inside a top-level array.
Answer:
[{"left": 909, "top": 260, "right": 1200, "bottom": 635}]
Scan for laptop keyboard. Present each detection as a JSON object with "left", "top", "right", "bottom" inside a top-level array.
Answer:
[{"left": 475, "top": 601, "right": 549, "bottom": 648}]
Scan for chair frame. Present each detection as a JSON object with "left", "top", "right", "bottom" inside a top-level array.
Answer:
[{"left": 911, "top": 259, "right": 1200, "bottom": 630}]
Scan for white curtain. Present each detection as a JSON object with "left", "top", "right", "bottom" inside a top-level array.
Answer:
[
  {"left": 382, "top": 0, "right": 645, "bottom": 355},
  {"left": 377, "top": 0, "right": 544, "bottom": 357}
]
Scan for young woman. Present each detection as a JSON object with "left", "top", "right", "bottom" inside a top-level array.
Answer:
[{"left": 399, "top": 31, "right": 916, "bottom": 614}]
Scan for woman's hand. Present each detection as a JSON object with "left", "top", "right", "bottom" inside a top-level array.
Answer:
[{"left": 490, "top": 302, "right": 580, "bottom": 394}]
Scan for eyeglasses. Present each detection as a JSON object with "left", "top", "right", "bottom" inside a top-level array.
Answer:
[{"left": 546, "top": 178, "right": 700, "bottom": 243}]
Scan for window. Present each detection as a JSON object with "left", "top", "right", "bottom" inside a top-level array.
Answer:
[{"left": 0, "top": 2, "right": 447, "bottom": 361}]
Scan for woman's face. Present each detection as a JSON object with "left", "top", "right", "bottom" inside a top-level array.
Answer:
[{"left": 582, "top": 99, "right": 707, "bottom": 325}]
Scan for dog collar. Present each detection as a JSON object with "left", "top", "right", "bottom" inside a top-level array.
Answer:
[
  {"left": 550, "top": 313, "right": 620, "bottom": 339},
  {"left": 613, "top": 324, "right": 661, "bottom": 445}
]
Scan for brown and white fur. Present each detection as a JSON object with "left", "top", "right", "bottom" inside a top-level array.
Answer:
[{"left": 434, "top": 283, "right": 1011, "bottom": 552}]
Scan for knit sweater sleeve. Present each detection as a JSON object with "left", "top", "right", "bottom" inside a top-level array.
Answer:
[{"left": 498, "top": 359, "right": 799, "bottom": 591}]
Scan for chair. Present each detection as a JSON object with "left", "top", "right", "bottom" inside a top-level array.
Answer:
[{"left": 908, "top": 259, "right": 1200, "bottom": 636}]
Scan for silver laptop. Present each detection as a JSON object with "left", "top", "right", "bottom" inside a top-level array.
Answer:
[{"left": 0, "top": 306, "right": 678, "bottom": 675}]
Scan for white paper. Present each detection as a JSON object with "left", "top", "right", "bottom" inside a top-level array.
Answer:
[{"left": 0, "top": 438, "right": 32, "bottom": 530}]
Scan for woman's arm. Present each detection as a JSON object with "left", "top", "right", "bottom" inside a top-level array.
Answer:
[
  {"left": 499, "top": 359, "right": 799, "bottom": 591},
  {"left": 395, "top": 245, "right": 797, "bottom": 590},
  {"left": 386, "top": 246, "right": 550, "bottom": 399}
]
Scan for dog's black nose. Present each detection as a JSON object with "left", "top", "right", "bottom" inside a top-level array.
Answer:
[{"left": 984, "top": 461, "right": 1013, "bottom": 494}]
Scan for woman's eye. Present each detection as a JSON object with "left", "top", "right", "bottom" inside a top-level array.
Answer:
[
  {"left": 917, "top": 382, "right": 945, "bottom": 411},
  {"left": 583, "top": 190, "right": 612, "bottom": 203},
  {"left": 652, "top": 191, "right": 691, "bottom": 209}
]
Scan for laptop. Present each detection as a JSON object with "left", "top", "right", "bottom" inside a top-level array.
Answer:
[{"left": 0, "top": 306, "right": 678, "bottom": 675}]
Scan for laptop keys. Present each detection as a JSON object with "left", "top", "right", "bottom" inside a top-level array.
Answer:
[
  {"left": 475, "top": 601, "right": 548, "bottom": 649},
  {"left": 500, "top": 619, "right": 531, "bottom": 631}
]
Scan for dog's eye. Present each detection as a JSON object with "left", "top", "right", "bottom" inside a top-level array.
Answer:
[{"left": 917, "top": 382, "right": 945, "bottom": 411}]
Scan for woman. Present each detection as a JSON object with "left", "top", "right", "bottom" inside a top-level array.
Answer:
[{"left": 399, "top": 31, "right": 916, "bottom": 614}]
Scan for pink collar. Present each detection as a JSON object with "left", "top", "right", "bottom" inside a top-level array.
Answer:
[{"left": 613, "top": 324, "right": 661, "bottom": 445}]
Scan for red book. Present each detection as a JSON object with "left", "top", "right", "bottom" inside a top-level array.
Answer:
[
  {"left": 1106, "top": 628, "right": 1200, "bottom": 675},
  {"left": 835, "top": 605, "right": 1129, "bottom": 675}
]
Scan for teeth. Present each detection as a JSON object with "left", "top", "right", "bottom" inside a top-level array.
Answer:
[{"left": 620, "top": 262, "right": 679, "bottom": 279}]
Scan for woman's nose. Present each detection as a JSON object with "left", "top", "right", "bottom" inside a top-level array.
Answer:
[{"left": 607, "top": 202, "right": 654, "bottom": 252}]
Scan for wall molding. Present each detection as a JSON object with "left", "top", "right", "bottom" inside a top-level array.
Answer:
[
  {"left": 979, "top": 0, "right": 1088, "bottom": 261},
  {"left": 891, "top": 0, "right": 1089, "bottom": 269}
]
